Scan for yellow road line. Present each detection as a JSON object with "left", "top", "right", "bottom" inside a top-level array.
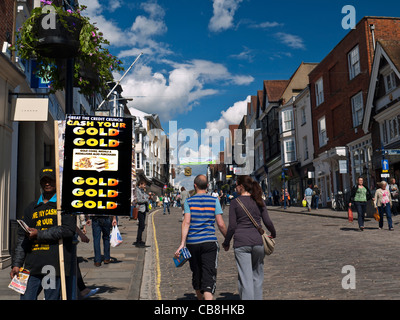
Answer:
[{"left": 151, "top": 209, "right": 162, "bottom": 300}]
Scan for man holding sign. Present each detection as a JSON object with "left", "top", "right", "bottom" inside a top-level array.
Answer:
[{"left": 10, "top": 167, "right": 76, "bottom": 300}]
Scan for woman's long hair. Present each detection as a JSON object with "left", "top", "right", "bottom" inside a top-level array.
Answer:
[{"left": 236, "top": 175, "right": 265, "bottom": 207}]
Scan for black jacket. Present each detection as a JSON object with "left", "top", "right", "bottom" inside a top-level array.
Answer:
[
  {"left": 350, "top": 185, "right": 373, "bottom": 202},
  {"left": 12, "top": 196, "right": 76, "bottom": 276}
]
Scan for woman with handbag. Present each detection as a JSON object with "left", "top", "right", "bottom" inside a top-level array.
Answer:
[
  {"left": 348, "top": 177, "right": 374, "bottom": 231},
  {"left": 374, "top": 181, "right": 394, "bottom": 231},
  {"left": 222, "top": 175, "right": 276, "bottom": 300}
]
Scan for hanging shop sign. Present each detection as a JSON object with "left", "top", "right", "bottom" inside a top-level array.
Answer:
[
  {"left": 13, "top": 98, "right": 49, "bottom": 121},
  {"left": 62, "top": 115, "right": 133, "bottom": 216}
]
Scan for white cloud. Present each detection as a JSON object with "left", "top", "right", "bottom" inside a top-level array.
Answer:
[
  {"left": 80, "top": 0, "right": 168, "bottom": 55},
  {"left": 275, "top": 32, "right": 305, "bottom": 49},
  {"left": 123, "top": 61, "right": 253, "bottom": 121},
  {"left": 229, "top": 47, "right": 255, "bottom": 62},
  {"left": 249, "top": 21, "right": 283, "bottom": 29},
  {"left": 206, "top": 96, "right": 250, "bottom": 131},
  {"left": 209, "top": 0, "right": 243, "bottom": 32}
]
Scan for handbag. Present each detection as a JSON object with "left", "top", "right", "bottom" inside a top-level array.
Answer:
[{"left": 236, "top": 198, "right": 275, "bottom": 255}]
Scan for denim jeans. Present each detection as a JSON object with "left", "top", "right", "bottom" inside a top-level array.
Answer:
[
  {"left": 378, "top": 204, "right": 393, "bottom": 229},
  {"left": 21, "top": 274, "right": 61, "bottom": 300},
  {"left": 354, "top": 201, "right": 367, "bottom": 228},
  {"left": 163, "top": 202, "right": 170, "bottom": 214},
  {"left": 92, "top": 217, "right": 112, "bottom": 263}
]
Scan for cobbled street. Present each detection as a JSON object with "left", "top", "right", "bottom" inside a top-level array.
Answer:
[{"left": 149, "top": 206, "right": 400, "bottom": 300}]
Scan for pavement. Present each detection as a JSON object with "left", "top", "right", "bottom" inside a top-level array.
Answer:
[{"left": 1, "top": 203, "right": 399, "bottom": 300}]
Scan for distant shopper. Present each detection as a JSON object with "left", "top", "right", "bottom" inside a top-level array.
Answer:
[
  {"left": 389, "top": 178, "right": 399, "bottom": 215},
  {"left": 180, "top": 187, "right": 190, "bottom": 221},
  {"left": 304, "top": 185, "right": 313, "bottom": 212},
  {"left": 163, "top": 193, "right": 171, "bottom": 214},
  {"left": 10, "top": 167, "right": 76, "bottom": 300},
  {"left": 374, "top": 181, "right": 394, "bottom": 231},
  {"left": 312, "top": 185, "right": 320, "bottom": 210},
  {"left": 222, "top": 175, "right": 276, "bottom": 300},
  {"left": 349, "top": 177, "right": 374, "bottom": 231},
  {"left": 133, "top": 180, "right": 149, "bottom": 247},
  {"left": 175, "top": 175, "right": 227, "bottom": 300}
]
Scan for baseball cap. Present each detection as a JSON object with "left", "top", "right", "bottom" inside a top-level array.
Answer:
[{"left": 40, "top": 167, "right": 56, "bottom": 181}]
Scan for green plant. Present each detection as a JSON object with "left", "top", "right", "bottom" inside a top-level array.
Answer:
[{"left": 12, "top": 1, "right": 124, "bottom": 98}]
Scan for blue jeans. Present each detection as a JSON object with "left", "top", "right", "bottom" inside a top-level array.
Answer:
[
  {"left": 163, "top": 202, "right": 170, "bottom": 214},
  {"left": 92, "top": 217, "right": 112, "bottom": 263},
  {"left": 378, "top": 204, "right": 393, "bottom": 229},
  {"left": 313, "top": 196, "right": 319, "bottom": 209},
  {"left": 354, "top": 201, "right": 367, "bottom": 228},
  {"left": 21, "top": 274, "right": 61, "bottom": 300}
]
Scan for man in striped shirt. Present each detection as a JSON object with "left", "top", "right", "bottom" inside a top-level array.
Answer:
[{"left": 175, "top": 175, "right": 227, "bottom": 300}]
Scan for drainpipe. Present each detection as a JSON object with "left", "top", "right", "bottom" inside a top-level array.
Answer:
[{"left": 370, "top": 24, "right": 376, "bottom": 51}]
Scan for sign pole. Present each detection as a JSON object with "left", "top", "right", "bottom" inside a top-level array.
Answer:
[{"left": 54, "top": 121, "right": 67, "bottom": 300}]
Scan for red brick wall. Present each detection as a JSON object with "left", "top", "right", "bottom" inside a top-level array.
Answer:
[
  {"left": 0, "top": 0, "right": 15, "bottom": 44},
  {"left": 309, "top": 17, "right": 400, "bottom": 158}
]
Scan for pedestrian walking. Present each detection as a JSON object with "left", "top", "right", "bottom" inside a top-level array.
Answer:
[
  {"left": 304, "top": 185, "right": 313, "bottom": 212},
  {"left": 222, "top": 175, "right": 276, "bottom": 300},
  {"left": 389, "top": 178, "right": 399, "bottom": 215},
  {"left": 313, "top": 185, "right": 320, "bottom": 209},
  {"left": 272, "top": 188, "right": 280, "bottom": 206},
  {"left": 374, "top": 181, "right": 394, "bottom": 231},
  {"left": 10, "top": 167, "right": 76, "bottom": 300},
  {"left": 87, "top": 215, "right": 117, "bottom": 266},
  {"left": 349, "top": 177, "right": 374, "bottom": 231},
  {"left": 163, "top": 193, "right": 171, "bottom": 214},
  {"left": 180, "top": 187, "right": 190, "bottom": 221},
  {"left": 175, "top": 175, "right": 227, "bottom": 300},
  {"left": 133, "top": 180, "right": 149, "bottom": 247}
]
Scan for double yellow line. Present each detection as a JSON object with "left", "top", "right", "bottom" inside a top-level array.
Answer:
[{"left": 151, "top": 209, "right": 162, "bottom": 300}]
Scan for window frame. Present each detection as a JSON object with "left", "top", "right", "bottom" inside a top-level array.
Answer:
[
  {"left": 348, "top": 45, "right": 361, "bottom": 80},
  {"left": 351, "top": 91, "right": 364, "bottom": 127}
]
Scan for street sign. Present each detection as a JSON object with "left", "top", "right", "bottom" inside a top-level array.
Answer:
[
  {"left": 184, "top": 167, "right": 192, "bottom": 176},
  {"left": 382, "top": 159, "right": 389, "bottom": 173},
  {"left": 381, "top": 173, "right": 390, "bottom": 178},
  {"left": 385, "top": 149, "right": 400, "bottom": 155}
]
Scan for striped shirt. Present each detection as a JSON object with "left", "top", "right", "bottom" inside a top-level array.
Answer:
[{"left": 184, "top": 194, "right": 223, "bottom": 244}]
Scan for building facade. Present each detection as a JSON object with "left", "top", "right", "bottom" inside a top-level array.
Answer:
[{"left": 309, "top": 16, "right": 400, "bottom": 206}]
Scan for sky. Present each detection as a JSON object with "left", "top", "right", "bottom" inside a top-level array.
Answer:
[{"left": 79, "top": 0, "right": 400, "bottom": 188}]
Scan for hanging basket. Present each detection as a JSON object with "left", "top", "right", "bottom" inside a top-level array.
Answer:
[{"left": 35, "top": 14, "right": 83, "bottom": 59}]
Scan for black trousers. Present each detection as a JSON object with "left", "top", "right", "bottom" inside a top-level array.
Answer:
[{"left": 136, "top": 211, "right": 146, "bottom": 242}]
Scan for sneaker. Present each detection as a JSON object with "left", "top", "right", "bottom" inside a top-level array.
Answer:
[
  {"left": 82, "top": 288, "right": 100, "bottom": 299},
  {"left": 389, "top": 228, "right": 394, "bottom": 231}
]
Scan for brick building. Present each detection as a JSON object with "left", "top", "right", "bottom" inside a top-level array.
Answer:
[{"left": 309, "top": 16, "right": 400, "bottom": 207}]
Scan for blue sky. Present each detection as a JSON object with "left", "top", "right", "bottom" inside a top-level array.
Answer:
[{"left": 80, "top": 0, "right": 400, "bottom": 187}]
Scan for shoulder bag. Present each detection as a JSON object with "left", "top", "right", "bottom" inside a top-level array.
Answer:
[{"left": 236, "top": 198, "right": 275, "bottom": 255}]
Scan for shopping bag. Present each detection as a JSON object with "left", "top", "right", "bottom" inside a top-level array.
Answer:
[
  {"left": 110, "top": 225, "right": 123, "bottom": 247},
  {"left": 302, "top": 199, "right": 307, "bottom": 207},
  {"left": 348, "top": 207, "right": 353, "bottom": 222},
  {"left": 374, "top": 208, "right": 380, "bottom": 221}
]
